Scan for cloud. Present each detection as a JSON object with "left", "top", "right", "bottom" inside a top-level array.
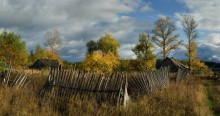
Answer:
[
  {"left": 205, "top": 33, "right": 220, "bottom": 45},
  {"left": 0, "top": 0, "right": 152, "bottom": 61},
  {"left": 140, "top": 3, "right": 152, "bottom": 12},
  {"left": 178, "top": 0, "right": 220, "bottom": 31},
  {"left": 175, "top": 0, "right": 220, "bottom": 62},
  {"left": 197, "top": 43, "right": 220, "bottom": 62}
]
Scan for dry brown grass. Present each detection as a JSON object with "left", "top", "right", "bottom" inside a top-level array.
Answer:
[{"left": 0, "top": 73, "right": 214, "bottom": 116}]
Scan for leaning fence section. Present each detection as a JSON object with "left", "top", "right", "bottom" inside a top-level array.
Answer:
[
  {"left": 40, "top": 68, "right": 129, "bottom": 106},
  {"left": 127, "top": 67, "right": 170, "bottom": 95},
  {"left": 0, "top": 65, "right": 30, "bottom": 89}
]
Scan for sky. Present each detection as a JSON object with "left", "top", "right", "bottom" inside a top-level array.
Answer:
[{"left": 0, "top": 0, "right": 220, "bottom": 62}]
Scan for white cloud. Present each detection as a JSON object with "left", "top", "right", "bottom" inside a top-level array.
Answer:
[
  {"left": 175, "top": 0, "right": 220, "bottom": 62},
  {"left": 0, "top": 0, "right": 152, "bottom": 61},
  {"left": 178, "top": 0, "right": 220, "bottom": 31},
  {"left": 140, "top": 4, "right": 152, "bottom": 12},
  {"left": 206, "top": 33, "right": 220, "bottom": 45}
]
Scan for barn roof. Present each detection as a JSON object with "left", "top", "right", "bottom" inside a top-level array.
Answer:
[
  {"left": 38, "top": 59, "right": 59, "bottom": 67},
  {"left": 31, "top": 59, "right": 59, "bottom": 69},
  {"left": 169, "top": 57, "right": 188, "bottom": 69},
  {"left": 160, "top": 57, "right": 188, "bottom": 70}
]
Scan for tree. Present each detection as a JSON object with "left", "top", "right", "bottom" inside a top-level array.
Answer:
[
  {"left": 86, "top": 40, "right": 98, "bottom": 54},
  {"left": 97, "top": 34, "right": 120, "bottom": 55},
  {"left": 181, "top": 15, "right": 212, "bottom": 75},
  {"left": 0, "top": 31, "right": 28, "bottom": 67},
  {"left": 181, "top": 15, "right": 198, "bottom": 72},
  {"left": 45, "top": 29, "right": 62, "bottom": 54},
  {"left": 132, "top": 33, "right": 156, "bottom": 70},
  {"left": 81, "top": 51, "right": 120, "bottom": 73},
  {"left": 33, "top": 44, "right": 46, "bottom": 62},
  {"left": 152, "top": 17, "right": 183, "bottom": 59}
]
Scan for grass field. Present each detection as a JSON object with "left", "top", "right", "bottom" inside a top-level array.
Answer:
[{"left": 0, "top": 72, "right": 219, "bottom": 116}]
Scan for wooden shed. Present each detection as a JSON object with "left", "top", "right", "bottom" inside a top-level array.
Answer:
[
  {"left": 31, "top": 59, "right": 59, "bottom": 69},
  {"left": 158, "top": 57, "right": 189, "bottom": 72}
]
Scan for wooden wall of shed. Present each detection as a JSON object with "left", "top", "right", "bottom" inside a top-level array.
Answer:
[{"left": 160, "top": 61, "right": 179, "bottom": 72}]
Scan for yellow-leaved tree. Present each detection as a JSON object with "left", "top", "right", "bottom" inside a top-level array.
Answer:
[
  {"left": 81, "top": 51, "right": 120, "bottom": 73},
  {"left": 188, "top": 42, "right": 213, "bottom": 75},
  {"left": 181, "top": 15, "right": 212, "bottom": 75},
  {"left": 82, "top": 34, "right": 120, "bottom": 73},
  {"left": 45, "top": 50, "right": 63, "bottom": 64}
]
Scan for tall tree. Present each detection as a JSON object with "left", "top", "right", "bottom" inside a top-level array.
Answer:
[
  {"left": 181, "top": 15, "right": 212, "bottom": 75},
  {"left": 45, "top": 29, "right": 63, "bottom": 54},
  {"left": 97, "top": 34, "right": 120, "bottom": 55},
  {"left": 0, "top": 31, "right": 28, "bottom": 67},
  {"left": 152, "top": 17, "right": 182, "bottom": 59},
  {"left": 181, "top": 15, "right": 198, "bottom": 72},
  {"left": 132, "top": 33, "right": 156, "bottom": 70},
  {"left": 86, "top": 40, "right": 98, "bottom": 54}
]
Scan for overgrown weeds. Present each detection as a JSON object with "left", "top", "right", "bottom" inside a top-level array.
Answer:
[{"left": 0, "top": 74, "right": 214, "bottom": 116}]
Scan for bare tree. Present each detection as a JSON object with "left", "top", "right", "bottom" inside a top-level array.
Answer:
[
  {"left": 152, "top": 17, "right": 183, "bottom": 59},
  {"left": 45, "top": 29, "right": 62, "bottom": 54},
  {"left": 181, "top": 15, "right": 198, "bottom": 72}
]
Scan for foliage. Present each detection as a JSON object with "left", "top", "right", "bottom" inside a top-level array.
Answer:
[
  {"left": 0, "top": 61, "right": 8, "bottom": 71},
  {"left": 81, "top": 51, "right": 120, "bottom": 73},
  {"left": 117, "top": 59, "right": 134, "bottom": 71},
  {"left": 32, "top": 44, "right": 46, "bottom": 63},
  {"left": 191, "top": 58, "right": 213, "bottom": 76},
  {"left": 45, "top": 29, "right": 63, "bottom": 54},
  {"left": 132, "top": 33, "right": 156, "bottom": 70},
  {"left": 45, "top": 50, "right": 63, "bottom": 64},
  {"left": 188, "top": 42, "right": 213, "bottom": 75},
  {"left": 0, "top": 31, "right": 29, "bottom": 67},
  {"left": 86, "top": 40, "right": 98, "bottom": 54},
  {"left": 97, "top": 34, "right": 120, "bottom": 56},
  {"left": 152, "top": 17, "right": 183, "bottom": 59}
]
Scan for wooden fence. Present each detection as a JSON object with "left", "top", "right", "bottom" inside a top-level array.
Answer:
[
  {"left": 40, "top": 67, "right": 171, "bottom": 106},
  {"left": 128, "top": 67, "right": 170, "bottom": 95},
  {"left": 0, "top": 65, "right": 30, "bottom": 89},
  {"left": 40, "top": 68, "right": 130, "bottom": 106}
]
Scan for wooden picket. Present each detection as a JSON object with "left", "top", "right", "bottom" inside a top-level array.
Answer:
[
  {"left": 127, "top": 67, "right": 170, "bottom": 95},
  {"left": 40, "top": 68, "right": 130, "bottom": 106},
  {"left": 40, "top": 67, "right": 172, "bottom": 107},
  {"left": 0, "top": 65, "right": 30, "bottom": 89}
]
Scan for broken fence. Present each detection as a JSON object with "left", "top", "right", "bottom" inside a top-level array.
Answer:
[
  {"left": 40, "top": 68, "right": 130, "bottom": 106},
  {"left": 40, "top": 67, "right": 170, "bottom": 106},
  {"left": 0, "top": 65, "right": 30, "bottom": 89}
]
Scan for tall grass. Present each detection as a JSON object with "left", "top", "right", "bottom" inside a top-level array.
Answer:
[{"left": 0, "top": 73, "right": 213, "bottom": 116}]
